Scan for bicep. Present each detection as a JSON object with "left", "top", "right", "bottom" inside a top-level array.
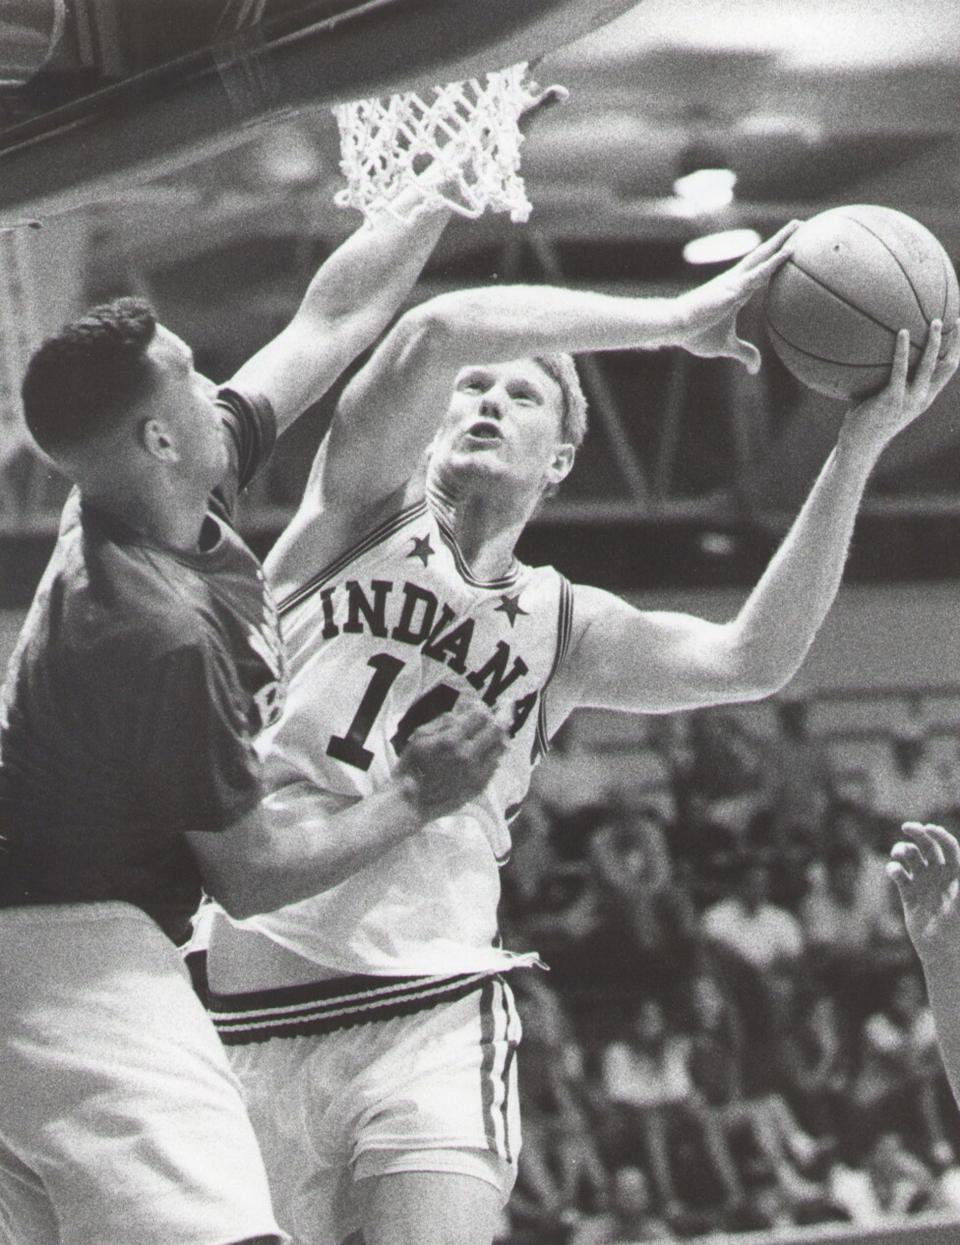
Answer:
[
  {"left": 557, "top": 585, "right": 749, "bottom": 715},
  {"left": 319, "top": 308, "right": 459, "bottom": 509}
]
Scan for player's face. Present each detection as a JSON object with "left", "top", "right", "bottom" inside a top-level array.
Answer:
[
  {"left": 430, "top": 360, "right": 574, "bottom": 498},
  {"left": 147, "top": 327, "right": 227, "bottom": 487}
]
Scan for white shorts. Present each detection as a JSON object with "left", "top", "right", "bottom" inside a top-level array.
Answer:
[
  {"left": 216, "top": 973, "right": 522, "bottom": 1245},
  {"left": 0, "top": 903, "right": 284, "bottom": 1245}
]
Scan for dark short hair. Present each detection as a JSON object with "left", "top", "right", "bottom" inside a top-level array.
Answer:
[{"left": 21, "top": 297, "right": 158, "bottom": 458}]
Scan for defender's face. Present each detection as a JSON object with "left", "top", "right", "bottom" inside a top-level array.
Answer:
[
  {"left": 148, "top": 326, "right": 227, "bottom": 487},
  {"left": 429, "top": 359, "right": 573, "bottom": 498}
]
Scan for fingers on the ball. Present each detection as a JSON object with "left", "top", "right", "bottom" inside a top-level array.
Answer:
[
  {"left": 760, "top": 219, "right": 801, "bottom": 257},
  {"left": 887, "top": 328, "right": 911, "bottom": 385},
  {"left": 934, "top": 320, "right": 960, "bottom": 380},
  {"left": 914, "top": 319, "right": 943, "bottom": 387},
  {"left": 738, "top": 341, "right": 762, "bottom": 374}
]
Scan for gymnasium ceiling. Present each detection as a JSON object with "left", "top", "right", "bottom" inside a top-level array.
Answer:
[{"left": 5, "top": 0, "right": 960, "bottom": 570}]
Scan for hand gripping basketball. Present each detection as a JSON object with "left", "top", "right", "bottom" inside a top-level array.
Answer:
[
  {"left": 395, "top": 700, "right": 507, "bottom": 820},
  {"left": 672, "top": 221, "right": 800, "bottom": 373},
  {"left": 840, "top": 317, "right": 960, "bottom": 454},
  {"left": 764, "top": 205, "right": 960, "bottom": 400}
]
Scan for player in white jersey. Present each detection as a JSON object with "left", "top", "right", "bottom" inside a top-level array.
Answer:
[{"left": 203, "top": 221, "right": 960, "bottom": 1245}]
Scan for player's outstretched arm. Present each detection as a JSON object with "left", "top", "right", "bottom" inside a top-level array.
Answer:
[
  {"left": 184, "top": 701, "right": 506, "bottom": 915},
  {"left": 315, "top": 223, "right": 799, "bottom": 519},
  {"left": 229, "top": 80, "right": 566, "bottom": 440},
  {"left": 554, "top": 323, "right": 959, "bottom": 716},
  {"left": 888, "top": 821, "right": 960, "bottom": 1109},
  {"left": 225, "top": 181, "right": 454, "bottom": 435}
]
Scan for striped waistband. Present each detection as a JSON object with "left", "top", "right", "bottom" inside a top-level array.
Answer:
[{"left": 208, "top": 970, "right": 499, "bottom": 1045}]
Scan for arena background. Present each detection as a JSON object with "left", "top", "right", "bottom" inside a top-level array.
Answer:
[{"left": 4, "top": 1, "right": 960, "bottom": 1241}]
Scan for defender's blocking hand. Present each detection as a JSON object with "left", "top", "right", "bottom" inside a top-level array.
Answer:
[
  {"left": 671, "top": 220, "right": 801, "bottom": 373},
  {"left": 395, "top": 700, "right": 507, "bottom": 820}
]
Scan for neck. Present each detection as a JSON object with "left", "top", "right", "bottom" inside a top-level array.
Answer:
[
  {"left": 84, "top": 476, "right": 208, "bottom": 552},
  {"left": 429, "top": 468, "right": 537, "bottom": 581}
]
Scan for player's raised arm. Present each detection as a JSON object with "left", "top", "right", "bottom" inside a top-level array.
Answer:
[
  {"left": 231, "top": 81, "right": 568, "bottom": 441},
  {"left": 316, "top": 222, "right": 800, "bottom": 519},
  {"left": 553, "top": 322, "right": 960, "bottom": 717},
  {"left": 225, "top": 180, "right": 455, "bottom": 435},
  {"left": 888, "top": 822, "right": 960, "bottom": 1110}
]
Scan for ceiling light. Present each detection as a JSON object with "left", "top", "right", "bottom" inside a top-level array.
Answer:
[
  {"left": 672, "top": 167, "right": 738, "bottom": 214},
  {"left": 683, "top": 228, "right": 762, "bottom": 266}
]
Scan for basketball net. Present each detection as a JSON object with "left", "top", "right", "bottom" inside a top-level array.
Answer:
[{"left": 333, "top": 62, "right": 533, "bottom": 224}]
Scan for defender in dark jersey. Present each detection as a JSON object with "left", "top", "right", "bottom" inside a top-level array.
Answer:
[
  {"left": 0, "top": 384, "right": 280, "bottom": 944},
  {"left": 0, "top": 184, "right": 504, "bottom": 1245}
]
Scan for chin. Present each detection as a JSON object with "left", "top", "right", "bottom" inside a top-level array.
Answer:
[{"left": 434, "top": 449, "right": 502, "bottom": 487}]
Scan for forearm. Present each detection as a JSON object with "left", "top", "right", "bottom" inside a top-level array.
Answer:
[
  {"left": 420, "top": 283, "right": 684, "bottom": 363},
  {"left": 297, "top": 187, "right": 452, "bottom": 332},
  {"left": 917, "top": 949, "right": 960, "bottom": 1110},
  {"left": 724, "top": 435, "right": 878, "bottom": 692},
  {"left": 229, "top": 188, "right": 452, "bottom": 431},
  {"left": 203, "top": 778, "right": 427, "bottom": 917}
]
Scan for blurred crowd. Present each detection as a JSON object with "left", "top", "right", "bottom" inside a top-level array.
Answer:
[{"left": 498, "top": 698, "right": 960, "bottom": 1242}]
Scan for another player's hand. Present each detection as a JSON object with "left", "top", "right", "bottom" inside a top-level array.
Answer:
[
  {"left": 841, "top": 318, "right": 960, "bottom": 452},
  {"left": 517, "top": 79, "right": 569, "bottom": 134},
  {"left": 394, "top": 700, "right": 507, "bottom": 820},
  {"left": 672, "top": 220, "right": 800, "bottom": 372},
  {"left": 887, "top": 821, "right": 960, "bottom": 956}
]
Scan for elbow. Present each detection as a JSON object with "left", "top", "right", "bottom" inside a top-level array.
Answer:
[
  {"left": 392, "top": 301, "right": 460, "bottom": 363},
  {"left": 395, "top": 295, "right": 486, "bottom": 367},
  {"left": 204, "top": 854, "right": 277, "bottom": 921},
  {"left": 723, "top": 649, "right": 803, "bottom": 703}
]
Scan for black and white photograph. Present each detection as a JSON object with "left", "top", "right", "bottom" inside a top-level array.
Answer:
[{"left": 3, "top": 3, "right": 960, "bottom": 1243}]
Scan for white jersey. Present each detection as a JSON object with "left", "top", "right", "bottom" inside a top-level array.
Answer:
[{"left": 234, "top": 486, "right": 574, "bottom": 976}]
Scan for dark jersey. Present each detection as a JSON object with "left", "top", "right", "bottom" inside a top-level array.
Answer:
[{"left": 0, "top": 388, "right": 284, "bottom": 943}]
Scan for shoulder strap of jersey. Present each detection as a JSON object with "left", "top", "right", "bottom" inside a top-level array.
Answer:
[
  {"left": 278, "top": 498, "right": 428, "bottom": 618},
  {"left": 533, "top": 574, "right": 575, "bottom": 761}
]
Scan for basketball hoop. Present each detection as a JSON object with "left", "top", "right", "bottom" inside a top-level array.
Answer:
[{"left": 333, "top": 62, "right": 534, "bottom": 224}]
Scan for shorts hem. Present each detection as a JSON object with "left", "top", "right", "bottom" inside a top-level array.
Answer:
[
  {"left": 0, "top": 900, "right": 153, "bottom": 928},
  {"left": 352, "top": 1145, "right": 511, "bottom": 1199}
]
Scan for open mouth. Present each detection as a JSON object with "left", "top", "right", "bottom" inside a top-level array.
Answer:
[{"left": 464, "top": 420, "right": 503, "bottom": 444}]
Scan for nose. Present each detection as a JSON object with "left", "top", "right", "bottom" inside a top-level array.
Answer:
[{"left": 479, "top": 393, "right": 504, "bottom": 420}]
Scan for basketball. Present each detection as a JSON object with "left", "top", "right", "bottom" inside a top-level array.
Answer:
[{"left": 763, "top": 204, "right": 959, "bottom": 400}]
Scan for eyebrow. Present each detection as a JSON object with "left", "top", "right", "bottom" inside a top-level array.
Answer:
[{"left": 509, "top": 377, "right": 545, "bottom": 400}]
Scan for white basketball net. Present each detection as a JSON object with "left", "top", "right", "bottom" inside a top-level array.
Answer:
[{"left": 333, "top": 62, "right": 532, "bottom": 224}]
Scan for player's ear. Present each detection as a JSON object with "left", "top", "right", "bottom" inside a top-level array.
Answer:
[
  {"left": 545, "top": 441, "right": 575, "bottom": 489},
  {"left": 140, "top": 417, "right": 180, "bottom": 463}
]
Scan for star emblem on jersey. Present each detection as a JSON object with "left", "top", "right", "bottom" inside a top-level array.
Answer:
[
  {"left": 407, "top": 533, "right": 435, "bottom": 566},
  {"left": 494, "top": 592, "right": 528, "bottom": 627}
]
